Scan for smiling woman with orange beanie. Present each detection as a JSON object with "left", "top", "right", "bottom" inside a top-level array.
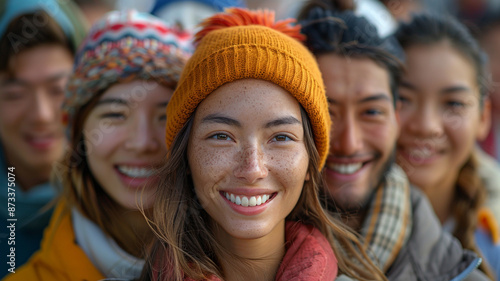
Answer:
[{"left": 139, "top": 8, "right": 386, "bottom": 281}]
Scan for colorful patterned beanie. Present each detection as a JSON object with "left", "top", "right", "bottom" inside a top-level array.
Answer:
[
  {"left": 166, "top": 8, "right": 331, "bottom": 169},
  {"left": 64, "top": 10, "right": 193, "bottom": 132}
]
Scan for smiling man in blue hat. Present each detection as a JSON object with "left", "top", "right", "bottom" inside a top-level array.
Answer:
[{"left": 0, "top": 0, "right": 84, "bottom": 275}]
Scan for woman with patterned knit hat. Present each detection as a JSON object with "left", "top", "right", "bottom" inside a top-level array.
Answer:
[
  {"left": 3, "top": 10, "right": 192, "bottom": 281},
  {"left": 139, "top": 8, "right": 386, "bottom": 281}
]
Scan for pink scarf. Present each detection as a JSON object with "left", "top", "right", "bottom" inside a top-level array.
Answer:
[{"left": 183, "top": 221, "right": 338, "bottom": 281}]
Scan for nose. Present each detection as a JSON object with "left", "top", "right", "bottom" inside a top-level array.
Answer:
[
  {"left": 331, "top": 112, "right": 363, "bottom": 156},
  {"left": 234, "top": 144, "right": 268, "bottom": 184},
  {"left": 30, "top": 90, "right": 60, "bottom": 127},
  {"left": 125, "top": 114, "right": 161, "bottom": 153},
  {"left": 406, "top": 102, "right": 443, "bottom": 139}
]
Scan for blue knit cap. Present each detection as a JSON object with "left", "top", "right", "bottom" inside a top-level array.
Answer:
[{"left": 0, "top": 0, "right": 74, "bottom": 42}]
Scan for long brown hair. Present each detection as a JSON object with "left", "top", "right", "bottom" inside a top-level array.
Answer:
[
  {"left": 140, "top": 107, "right": 386, "bottom": 281},
  {"left": 54, "top": 91, "right": 153, "bottom": 258}
]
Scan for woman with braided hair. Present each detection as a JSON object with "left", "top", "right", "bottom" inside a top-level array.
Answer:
[{"left": 395, "top": 13, "right": 500, "bottom": 280}]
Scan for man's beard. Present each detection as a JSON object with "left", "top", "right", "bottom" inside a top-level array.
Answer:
[{"left": 322, "top": 148, "right": 397, "bottom": 215}]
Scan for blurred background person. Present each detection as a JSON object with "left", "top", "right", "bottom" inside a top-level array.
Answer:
[
  {"left": 0, "top": 0, "right": 84, "bottom": 274},
  {"left": 395, "top": 13, "right": 499, "bottom": 279},
  {"left": 149, "top": 0, "right": 245, "bottom": 31},
  {"left": 73, "top": 0, "right": 117, "bottom": 29}
]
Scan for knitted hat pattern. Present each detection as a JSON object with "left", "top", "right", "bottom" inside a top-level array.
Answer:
[
  {"left": 64, "top": 10, "right": 193, "bottom": 130},
  {"left": 166, "top": 8, "right": 331, "bottom": 169}
]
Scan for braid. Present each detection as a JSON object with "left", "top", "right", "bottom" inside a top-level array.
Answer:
[{"left": 453, "top": 152, "right": 495, "bottom": 279}]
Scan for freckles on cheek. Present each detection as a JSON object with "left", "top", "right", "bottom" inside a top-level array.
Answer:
[
  {"left": 270, "top": 149, "right": 308, "bottom": 193},
  {"left": 190, "top": 144, "right": 232, "bottom": 191}
]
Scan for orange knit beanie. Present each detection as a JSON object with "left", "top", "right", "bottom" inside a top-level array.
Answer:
[{"left": 166, "top": 8, "right": 331, "bottom": 168}]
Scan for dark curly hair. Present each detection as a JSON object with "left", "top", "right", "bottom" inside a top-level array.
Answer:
[{"left": 298, "top": 0, "right": 404, "bottom": 106}]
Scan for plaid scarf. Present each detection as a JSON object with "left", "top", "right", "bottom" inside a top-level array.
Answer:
[{"left": 360, "top": 164, "right": 412, "bottom": 272}]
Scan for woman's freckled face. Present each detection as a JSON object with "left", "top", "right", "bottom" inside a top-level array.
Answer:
[{"left": 187, "top": 78, "right": 309, "bottom": 239}]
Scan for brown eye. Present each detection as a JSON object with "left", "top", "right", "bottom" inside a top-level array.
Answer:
[
  {"left": 210, "top": 133, "right": 232, "bottom": 141},
  {"left": 217, "top": 134, "right": 228, "bottom": 140},
  {"left": 273, "top": 135, "right": 291, "bottom": 142}
]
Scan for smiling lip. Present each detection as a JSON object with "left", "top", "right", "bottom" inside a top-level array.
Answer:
[
  {"left": 398, "top": 147, "right": 442, "bottom": 166},
  {"left": 220, "top": 191, "right": 277, "bottom": 216},
  {"left": 25, "top": 135, "right": 59, "bottom": 151},
  {"left": 324, "top": 162, "right": 370, "bottom": 182},
  {"left": 324, "top": 155, "right": 372, "bottom": 182},
  {"left": 115, "top": 164, "right": 159, "bottom": 189}
]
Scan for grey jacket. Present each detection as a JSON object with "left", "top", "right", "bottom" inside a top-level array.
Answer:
[
  {"left": 384, "top": 187, "right": 488, "bottom": 281},
  {"left": 337, "top": 187, "right": 489, "bottom": 281}
]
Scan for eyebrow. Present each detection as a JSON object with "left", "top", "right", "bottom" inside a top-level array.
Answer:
[
  {"left": 95, "top": 98, "right": 129, "bottom": 106},
  {"left": 358, "top": 94, "right": 391, "bottom": 103},
  {"left": 200, "top": 114, "right": 301, "bottom": 128},
  {"left": 440, "top": 85, "right": 471, "bottom": 95},
  {"left": 201, "top": 114, "right": 241, "bottom": 127},
  {"left": 0, "top": 71, "right": 70, "bottom": 87},
  {"left": 400, "top": 80, "right": 472, "bottom": 95},
  {"left": 95, "top": 99, "right": 169, "bottom": 109},
  {"left": 328, "top": 94, "right": 391, "bottom": 105},
  {"left": 264, "top": 116, "right": 301, "bottom": 128}
]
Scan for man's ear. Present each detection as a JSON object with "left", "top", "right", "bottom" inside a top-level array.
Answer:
[{"left": 477, "top": 96, "right": 492, "bottom": 141}]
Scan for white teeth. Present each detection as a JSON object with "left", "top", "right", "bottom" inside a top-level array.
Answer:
[
  {"left": 409, "top": 148, "right": 432, "bottom": 158},
  {"left": 249, "top": 196, "right": 257, "bottom": 206},
  {"left": 327, "top": 163, "right": 363, "bottom": 174},
  {"left": 117, "top": 166, "right": 155, "bottom": 178},
  {"left": 241, "top": 197, "right": 249, "bottom": 207},
  {"left": 224, "top": 192, "right": 272, "bottom": 207}
]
